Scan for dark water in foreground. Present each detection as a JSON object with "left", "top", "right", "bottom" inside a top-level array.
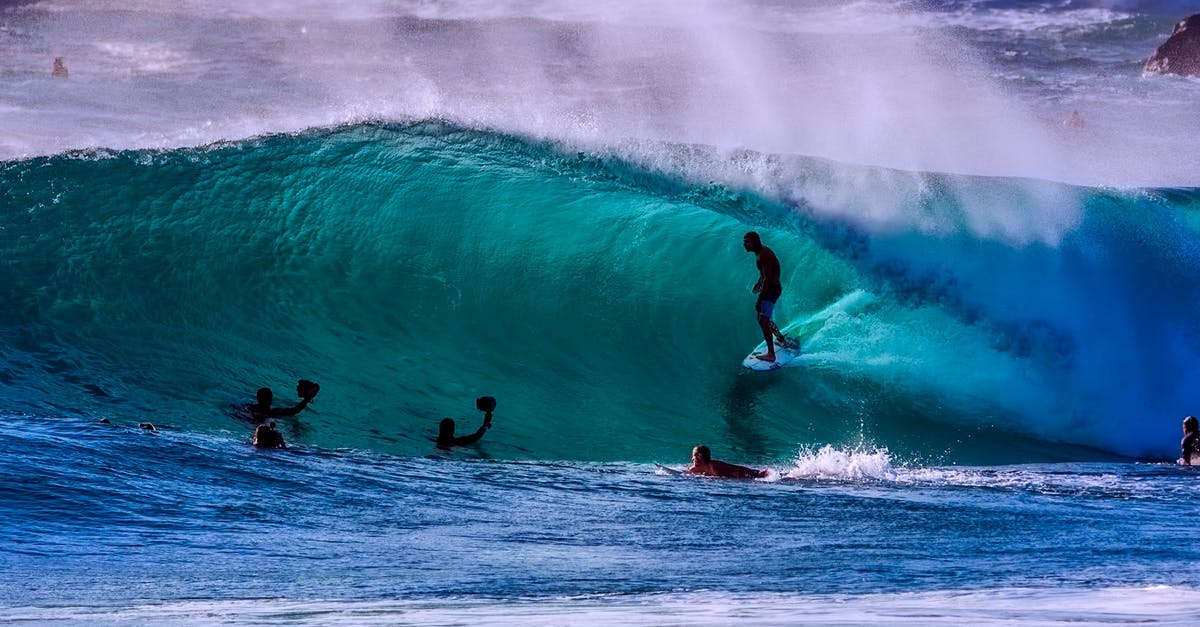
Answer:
[{"left": 4, "top": 416, "right": 1200, "bottom": 623}]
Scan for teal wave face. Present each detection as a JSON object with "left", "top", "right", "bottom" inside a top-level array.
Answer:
[{"left": 2, "top": 123, "right": 1198, "bottom": 462}]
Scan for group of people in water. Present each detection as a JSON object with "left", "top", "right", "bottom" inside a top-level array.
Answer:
[
  {"left": 242, "top": 379, "right": 499, "bottom": 453},
  {"left": 244, "top": 383, "right": 766, "bottom": 477},
  {"left": 230, "top": 228, "right": 1200, "bottom": 475},
  {"left": 238, "top": 232, "right": 791, "bottom": 478}
]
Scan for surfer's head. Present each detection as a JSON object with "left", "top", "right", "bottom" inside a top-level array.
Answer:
[
  {"left": 692, "top": 445, "right": 711, "bottom": 464},
  {"left": 1185, "top": 416, "right": 1198, "bottom": 434},
  {"left": 742, "top": 231, "right": 761, "bottom": 252},
  {"left": 439, "top": 418, "right": 456, "bottom": 438},
  {"left": 256, "top": 387, "right": 273, "bottom": 407}
]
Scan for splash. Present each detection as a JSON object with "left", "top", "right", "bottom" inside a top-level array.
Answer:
[{"left": 781, "top": 445, "right": 896, "bottom": 481}]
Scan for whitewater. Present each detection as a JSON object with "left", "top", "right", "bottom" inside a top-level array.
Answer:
[{"left": 3, "top": 0, "right": 1200, "bottom": 624}]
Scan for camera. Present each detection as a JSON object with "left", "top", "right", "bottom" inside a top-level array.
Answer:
[
  {"left": 476, "top": 396, "right": 496, "bottom": 413},
  {"left": 297, "top": 379, "right": 320, "bottom": 401}
]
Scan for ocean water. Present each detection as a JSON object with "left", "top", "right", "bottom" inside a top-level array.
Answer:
[{"left": 3, "top": 0, "right": 1200, "bottom": 623}]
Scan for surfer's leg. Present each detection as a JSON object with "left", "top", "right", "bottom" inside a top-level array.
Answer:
[
  {"left": 770, "top": 321, "right": 796, "bottom": 349},
  {"left": 757, "top": 300, "right": 777, "bottom": 361}
]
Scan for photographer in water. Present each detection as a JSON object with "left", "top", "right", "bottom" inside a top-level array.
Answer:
[
  {"left": 436, "top": 396, "right": 496, "bottom": 449},
  {"left": 247, "top": 378, "right": 320, "bottom": 422}
]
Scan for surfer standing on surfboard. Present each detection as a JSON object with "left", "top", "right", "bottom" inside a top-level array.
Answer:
[{"left": 743, "top": 231, "right": 792, "bottom": 362}]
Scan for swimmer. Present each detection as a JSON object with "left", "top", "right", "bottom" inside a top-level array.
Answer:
[
  {"left": 436, "top": 396, "right": 495, "bottom": 449},
  {"left": 685, "top": 445, "right": 768, "bottom": 479},
  {"left": 252, "top": 421, "right": 286, "bottom": 449},
  {"left": 247, "top": 379, "right": 319, "bottom": 422},
  {"left": 1181, "top": 415, "right": 1200, "bottom": 465}
]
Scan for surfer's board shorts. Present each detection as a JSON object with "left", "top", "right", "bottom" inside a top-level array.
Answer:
[{"left": 756, "top": 284, "right": 782, "bottom": 319}]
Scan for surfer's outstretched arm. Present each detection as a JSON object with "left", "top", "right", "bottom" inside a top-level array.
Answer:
[
  {"left": 269, "top": 397, "right": 311, "bottom": 418},
  {"left": 247, "top": 379, "right": 319, "bottom": 421},
  {"left": 453, "top": 412, "right": 492, "bottom": 446},
  {"left": 436, "top": 397, "right": 495, "bottom": 449}
]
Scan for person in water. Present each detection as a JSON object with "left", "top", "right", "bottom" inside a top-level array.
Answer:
[
  {"left": 51, "top": 57, "right": 68, "bottom": 78},
  {"left": 1181, "top": 416, "right": 1200, "bottom": 465},
  {"left": 253, "top": 421, "right": 286, "bottom": 449},
  {"left": 436, "top": 396, "right": 495, "bottom": 449},
  {"left": 247, "top": 379, "right": 319, "bottom": 422},
  {"left": 685, "top": 445, "right": 768, "bottom": 479},
  {"left": 743, "top": 231, "right": 793, "bottom": 362}
]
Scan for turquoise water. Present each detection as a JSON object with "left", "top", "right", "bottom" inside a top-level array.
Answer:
[{"left": 2, "top": 123, "right": 1198, "bottom": 462}]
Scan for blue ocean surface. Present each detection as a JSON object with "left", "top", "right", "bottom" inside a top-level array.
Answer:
[
  {"left": 3, "top": 0, "right": 1200, "bottom": 623},
  {"left": 4, "top": 416, "right": 1200, "bottom": 624}
]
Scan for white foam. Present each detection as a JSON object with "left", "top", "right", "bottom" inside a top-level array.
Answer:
[
  {"left": 4, "top": 587, "right": 1197, "bottom": 625},
  {"left": 781, "top": 444, "right": 897, "bottom": 481},
  {"left": 770, "top": 442, "right": 1191, "bottom": 499}
]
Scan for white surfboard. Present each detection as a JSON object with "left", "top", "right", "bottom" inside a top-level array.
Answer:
[
  {"left": 742, "top": 340, "right": 801, "bottom": 371},
  {"left": 741, "top": 289, "right": 876, "bottom": 371},
  {"left": 655, "top": 463, "right": 685, "bottom": 476}
]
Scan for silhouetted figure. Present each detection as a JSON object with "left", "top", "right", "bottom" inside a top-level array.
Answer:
[
  {"left": 436, "top": 396, "right": 495, "bottom": 449},
  {"left": 253, "top": 421, "right": 287, "bottom": 449},
  {"left": 248, "top": 379, "right": 319, "bottom": 422},
  {"left": 52, "top": 57, "right": 68, "bottom": 78},
  {"left": 1181, "top": 415, "right": 1200, "bottom": 465},
  {"left": 685, "top": 445, "right": 767, "bottom": 479},
  {"left": 743, "top": 231, "right": 794, "bottom": 362}
]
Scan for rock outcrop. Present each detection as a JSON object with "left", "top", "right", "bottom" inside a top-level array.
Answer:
[{"left": 1144, "top": 14, "right": 1200, "bottom": 77}]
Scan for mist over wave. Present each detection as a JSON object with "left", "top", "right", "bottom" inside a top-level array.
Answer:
[{"left": 1, "top": 0, "right": 1198, "bottom": 185}]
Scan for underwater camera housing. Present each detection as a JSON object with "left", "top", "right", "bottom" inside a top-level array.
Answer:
[
  {"left": 297, "top": 379, "right": 320, "bottom": 401},
  {"left": 476, "top": 396, "right": 497, "bottom": 413}
]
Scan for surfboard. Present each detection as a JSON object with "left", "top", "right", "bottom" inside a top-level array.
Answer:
[
  {"left": 742, "top": 341, "right": 801, "bottom": 371},
  {"left": 740, "top": 289, "right": 877, "bottom": 371},
  {"left": 654, "top": 463, "right": 685, "bottom": 476}
]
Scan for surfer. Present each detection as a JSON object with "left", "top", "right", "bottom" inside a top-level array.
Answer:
[
  {"left": 247, "top": 379, "right": 319, "bottom": 422},
  {"left": 51, "top": 57, "right": 68, "bottom": 78},
  {"left": 685, "top": 445, "right": 768, "bottom": 479},
  {"left": 436, "top": 396, "right": 496, "bottom": 450},
  {"left": 252, "top": 421, "right": 287, "bottom": 449},
  {"left": 1181, "top": 416, "right": 1200, "bottom": 465},
  {"left": 743, "top": 231, "right": 792, "bottom": 362}
]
